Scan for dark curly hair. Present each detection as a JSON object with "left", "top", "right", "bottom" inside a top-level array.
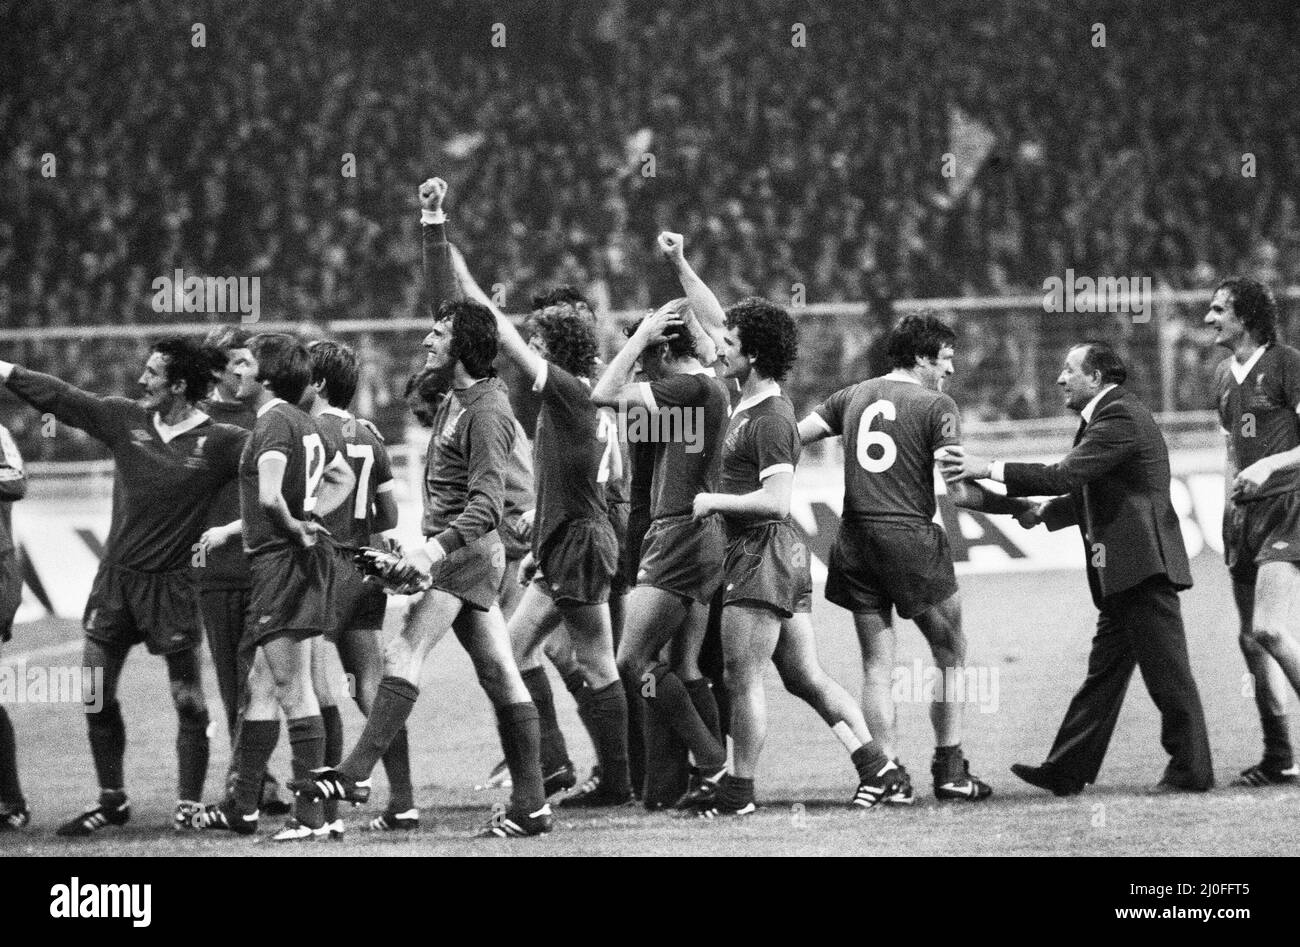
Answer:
[
  {"left": 249, "top": 333, "right": 312, "bottom": 404},
  {"left": 532, "top": 285, "right": 595, "bottom": 322},
  {"left": 308, "top": 339, "right": 359, "bottom": 408},
  {"left": 1218, "top": 276, "right": 1278, "bottom": 346},
  {"left": 152, "top": 336, "right": 215, "bottom": 404},
  {"left": 529, "top": 305, "right": 600, "bottom": 378},
  {"left": 725, "top": 297, "right": 798, "bottom": 382},
  {"left": 435, "top": 300, "right": 498, "bottom": 378},
  {"left": 624, "top": 298, "right": 698, "bottom": 360},
  {"left": 887, "top": 312, "right": 956, "bottom": 369}
]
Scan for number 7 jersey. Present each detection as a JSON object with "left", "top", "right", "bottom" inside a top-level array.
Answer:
[
  {"left": 811, "top": 373, "right": 961, "bottom": 523},
  {"left": 239, "top": 398, "right": 329, "bottom": 555}
]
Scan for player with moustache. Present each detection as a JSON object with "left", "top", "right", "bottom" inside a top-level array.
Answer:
[
  {"left": 689, "top": 297, "right": 902, "bottom": 816},
  {"left": 0, "top": 339, "right": 247, "bottom": 836}
]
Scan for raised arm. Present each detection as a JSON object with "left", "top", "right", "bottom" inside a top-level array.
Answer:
[
  {"left": 419, "top": 177, "right": 458, "bottom": 312},
  {"left": 0, "top": 361, "right": 125, "bottom": 444},
  {"left": 448, "top": 240, "right": 545, "bottom": 383},
  {"left": 659, "top": 231, "right": 725, "bottom": 346}
]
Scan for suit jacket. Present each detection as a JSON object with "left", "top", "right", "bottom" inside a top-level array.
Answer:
[{"left": 1002, "top": 386, "right": 1192, "bottom": 605}]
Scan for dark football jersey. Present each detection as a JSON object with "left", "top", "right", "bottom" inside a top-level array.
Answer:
[
  {"left": 4, "top": 367, "right": 246, "bottom": 571},
  {"left": 422, "top": 377, "right": 514, "bottom": 553},
  {"left": 813, "top": 374, "right": 961, "bottom": 523},
  {"left": 640, "top": 370, "right": 730, "bottom": 520},
  {"left": 315, "top": 408, "right": 393, "bottom": 547},
  {"left": 532, "top": 362, "right": 611, "bottom": 554},
  {"left": 195, "top": 396, "right": 256, "bottom": 588},
  {"left": 1215, "top": 344, "right": 1300, "bottom": 500},
  {"left": 719, "top": 389, "right": 799, "bottom": 530},
  {"left": 240, "top": 400, "right": 328, "bottom": 555}
]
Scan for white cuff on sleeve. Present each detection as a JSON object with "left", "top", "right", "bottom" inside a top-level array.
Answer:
[
  {"left": 0, "top": 361, "right": 14, "bottom": 382},
  {"left": 990, "top": 461, "right": 1006, "bottom": 482},
  {"left": 532, "top": 361, "right": 549, "bottom": 393},
  {"left": 420, "top": 208, "right": 447, "bottom": 225},
  {"left": 423, "top": 537, "right": 446, "bottom": 561},
  {"left": 638, "top": 381, "right": 659, "bottom": 413},
  {"left": 759, "top": 463, "right": 794, "bottom": 480}
]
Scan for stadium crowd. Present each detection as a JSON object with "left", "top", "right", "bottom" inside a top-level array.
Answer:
[{"left": 4, "top": 0, "right": 1300, "bottom": 454}]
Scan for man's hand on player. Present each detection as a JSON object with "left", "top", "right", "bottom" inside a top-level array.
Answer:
[
  {"left": 518, "top": 551, "right": 538, "bottom": 587},
  {"left": 1015, "top": 503, "right": 1044, "bottom": 529},
  {"left": 938, "top": 445, "right": 992, "bottom": 482},
  {"left": 418, "top": 177, "right": 448, "bottom": 212},
  {"left": 693, "top": 493, "right": 717, "bottom": 520},
  {"left": 199, "top": 524, "right": 234, "bottom": 550},
  {"left": 1233, "top": 458, "right": 1276, "bottom": 498},
  {"left": 657, "top": 231, "right": 685, "bottom": 264}
]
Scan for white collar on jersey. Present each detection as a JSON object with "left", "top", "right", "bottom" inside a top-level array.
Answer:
[
  {"left": 318, "top": 405, "right": 353, "bottom": 420},
  {"left": 1229, "top": 344, "right": 1268, "bottom": 385},
  {"left": 152, "top": 409, "right": 209, "bottom": 444},
  {"left": 256, "top": 397, "right": 287, "bottom": 418},
  {"left": 882, "top": 370, "right": 922, "bottom": 386},
  {"left": 732, "top": 381, "right": 782, "bottom": 416}
]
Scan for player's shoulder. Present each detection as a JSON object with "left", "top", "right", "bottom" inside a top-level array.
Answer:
[{"left": 1266, "top": 343, "right": 1300, "bottom": 372}]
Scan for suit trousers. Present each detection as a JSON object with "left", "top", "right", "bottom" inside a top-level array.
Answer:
[{"left": 1044, "top": 575, "right": 1213, "bottom": 788}]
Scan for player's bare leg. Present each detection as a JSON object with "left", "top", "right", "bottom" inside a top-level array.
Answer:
[
  {"left": 335, "top": 625, "right": 417, "bottom": 826},
  {"left": 850, "top": 611, "right": 899, "bottom": 758},
  {"left": 55, "top": 638, "right": 132, "bottom": 836},
  {"left": 165, "top": 647, "right": 212, "bottom": 830},
  {"left": 0, "top": 641, "right": 25, "bottom": 831},
  {"left": 263, "top": 636, "right": 326, "bottom": 838},
  {"left": 1233, "top": 570, "right": 1300, "bottom": 784},
  {"left": 453, "top": 606, "right": 551, "bottom": 833},
  {"left": 914, "top": 593, "right": 991, "bottom": 800},
  {"left": 310, "top": 639, "right": 346, "bottom": 837}
]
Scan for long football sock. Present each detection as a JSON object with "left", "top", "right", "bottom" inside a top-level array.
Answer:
[
  {"left": 321, "top": 704, "right": 344, "bottom": 822},
  {"left": 288, "top": 715, "right": 326, "bottom": 828},
  {"left": 341, "top": 676, "right": 418, "bottom": 782},
  {"left": 176, "top": 705, "right": 210, "bottom": 802},
  {"left": 647, "top": 665, "right": 726, "bottom": 772},
  {"left": 0, "top": 707, "right": 23, "bottom": 808},
  {"left": 521, "top": 666, "right": 571, "bottom": 773},
  {"left": 850, "top": 740, "right": 892, "bottom": 780},
  {"left": 1261, "top": 712, "right": 1293, "bottom": 768},
  {"left": 586, "top": 681, "right": 632, "bottom": 796},
  {"left": 641, "top": 694, "right": 690, "bottom": 803},
  {"left": 496, "top": 701, "right": 546, "bottom": 813},
  {"left": 382, "top": 727, "right": 414, "bottom": 812},
  {"left": 87, "top": 699, "right": 127, "bottom": 791},
  {"left": 625, "top": 681, "right": 646, "bottom": 792},
  {"left": 717, "top": 773, "right": 754, "bottom": 807},
  {"left": 232, "top": 719, "right": 279, "bottom": 813}
]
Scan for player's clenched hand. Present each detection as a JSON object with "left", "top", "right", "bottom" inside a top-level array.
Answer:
[
  {"left": 937, "top": 445, "right": 992, "bottom": 482},
  {"left": 418, "top": 177, "right": 448, "bottom": 211},
  {"left": 517, "top": 508, "right": 535, "bottom": 542},
  {"left": 692, "top": 493, "right": 716, "bottom": 520},
  {"left": 657, "top": 231, "right": 685, "bottom": 263},
  {"left": 1233, "top": 459, "right": 1275, "bottom": 498}
]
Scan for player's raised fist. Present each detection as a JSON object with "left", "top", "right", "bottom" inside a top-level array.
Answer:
[
  {"left": 657, "top": 231, "right": 685, "bottom": 261},
  {"left": 419, "top": 177, "right": 448, "bottom": 211}
]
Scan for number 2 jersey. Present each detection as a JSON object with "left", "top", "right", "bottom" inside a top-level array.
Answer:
[
  {"left": 240, "top": 398, "right": 334, "bottom": 556},
  {"left": 811, "top": 372, "right": 961, "bottom": 524},
  {"left": 1214, "top": 343, "right": 1300, "bottom": 501}
]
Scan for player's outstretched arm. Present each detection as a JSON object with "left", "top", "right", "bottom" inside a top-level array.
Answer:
[
  {"left": 448, "top": 242, "right": 545, "bottom": 383},
  {"left": 948, "top": 481, "right": 1033, "bottom": 517},
  {"left": 0, "top": 360, "right": 124, "bottom": 443},
  {"left": 590, "top": 307, "right": 686, "bottom": 408},
  {"left": 694, "top": 471, "right": 792, "bottom": 522},
  {"left": 0, "top": 424, "right": 27, "bottom": 502},
  {"left": 659, "top": 231, "right": 724, "bottom": 360},
  {"left": 798, "top": 413, "right": 834, "bottom": 446}
]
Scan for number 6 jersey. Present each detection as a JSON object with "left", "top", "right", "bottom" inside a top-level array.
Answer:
[
  {"left": 240, "top": 398, "right": 328, "bottom": 555},
  {"left": 809, "top": 372, "right": 961, "bottom": 524}
]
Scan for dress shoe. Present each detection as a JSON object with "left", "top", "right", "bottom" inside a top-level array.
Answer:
[{"left": 1011, "top": 762, "right": 1084, "bottom": 796}]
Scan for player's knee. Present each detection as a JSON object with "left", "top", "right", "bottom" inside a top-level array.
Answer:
[{"left": 171, "top": 685, "right": 208, "bottom": 723}]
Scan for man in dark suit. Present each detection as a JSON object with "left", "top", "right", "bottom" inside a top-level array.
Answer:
[{"left": 941, "top": 341, "right": 1214, "bottom": 793}]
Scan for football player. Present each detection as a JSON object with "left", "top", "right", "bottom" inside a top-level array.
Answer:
[{"left": 0, "top": 421, "right": 28, "bottom": 831}]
